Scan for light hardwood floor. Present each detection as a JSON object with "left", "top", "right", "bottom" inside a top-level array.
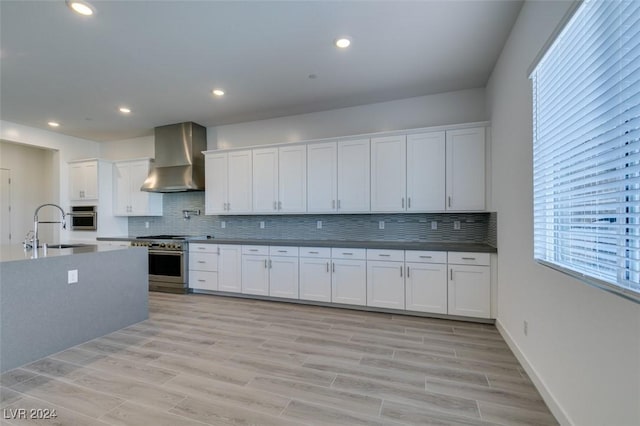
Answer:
[{"left": 1, "top": 293, "right": 558, "bottom": 425}]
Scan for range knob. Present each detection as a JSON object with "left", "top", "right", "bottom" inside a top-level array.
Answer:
[{"left": 160, "top": 243, "right": 166, "bottom": 248}]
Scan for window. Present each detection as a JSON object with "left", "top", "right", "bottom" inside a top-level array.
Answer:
[{"left": 531, "top": 0, "right": 639, "bottom": 302}]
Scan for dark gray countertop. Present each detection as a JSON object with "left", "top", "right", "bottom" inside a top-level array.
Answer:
[{"left": 97, "top": 237, "right": 497, "bottom": 253}]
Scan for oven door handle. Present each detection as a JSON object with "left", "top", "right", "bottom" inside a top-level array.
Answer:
[{"left": 148, "top": 250, "right": 184, "bottom": 256}]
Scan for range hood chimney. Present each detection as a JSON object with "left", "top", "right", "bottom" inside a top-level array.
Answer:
[{"left": 141, "top": 122, "right": 207, "bottom": 193}]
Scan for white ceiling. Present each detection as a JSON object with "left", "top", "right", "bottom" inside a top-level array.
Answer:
[{"left": 0, "top": 1, "right": 522, "bottom": 142}]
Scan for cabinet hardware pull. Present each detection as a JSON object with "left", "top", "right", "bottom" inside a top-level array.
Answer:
[
  {"left": 448, "top": 196, "right": 452, "bottom": 207},
  {"left": 249, "top": 249, "right": 259, "bottom": 251},
  {"left": 450, "top": 269, "right": 453, "bottom": 280},
  {"left": 402, "top": 198, "right": 405, "bottom": 208},
  {"left": 379, "top": 254, "right": 390, "bottom": 257},
  {"left": 198, "top": 247, "right": 206, "bottom": 250},
  {"left": 332, "top": 200, "right": 336, "bottom": 209},
  {"left": 278, "top": 201, "right": 282, "bottom": 210},
  {"left": 462, "top": 257, "right": 476, "bottom": 260},
  {"left": 419, "top": 255, "right": 432, "bottom": 259},
  {"left": 342, "top": 252, "right": 353, "bottom": 255},
  {"left": 269, "top": 259, "right": 272, "bottom": 268},
  {"left": 408, "top": 197, "right": 411, "bottom": 208},
  {"left": 278, "top": 250, "right": 287, "bottom": 253},
  {"left": 198, "top": 279, "right": 206, "bottom": 282},
  {"left": 217, "top": 247, "right": 220, "bottom": 255},
  {"left": 197, "top": 261, "right": 206, "bottom": 263},
  {"left": 309, "top": 251, "right": 319, "bottom": 254},
  {"left": 273, "top": 201, "right": 277, "bottom": 210},
  {"left": 407, "top": 266, "right": 410, "bottom": 277},
  {"left": 337, "top": 199, "right": 341, "bottom": 209},
  {"left": 332, "top": 262, "right": 335, "bottom": 273},
  {"left": 326, "top": 262, "right": 329, "bottom": 272},
  {"left": 400, "top": 265, "right": 403, "bottom": 277},
  {"left": 264, "top": 259, "right": 268, "bottom": 268}
]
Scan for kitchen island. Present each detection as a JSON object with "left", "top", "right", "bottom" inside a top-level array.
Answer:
[{"left": 0, "top": 244, "right": 148, "bottom": 373}]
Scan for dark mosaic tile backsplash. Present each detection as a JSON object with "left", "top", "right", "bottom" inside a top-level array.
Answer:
[{"left": 129, "top": 192, "right": 497, "bottom": 245}]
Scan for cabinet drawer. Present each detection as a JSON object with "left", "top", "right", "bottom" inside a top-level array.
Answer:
[
  {"left": 190, "top": 243, "right": 218, "bottom": 254},
  {"left": 299, "top": 247, "right": 331, "bottom": 258},
  {"left": 269, "top": 246, "right": 299, "bottom": 257},
  {"left": 242, "top": 245, "right": 269, "bottom": 255},
  {"left": 405, "top": 250, "right": 446, "bottom": 264},
  {"left": 366, "top": 249, "right": 404, "bottom": 262},
  {"left": 331, "top": 248, "right": 366, "bottom": 260},
  {"left": 448, "top": 252, "right": 490, "bottom": 266},
  {"left": 189, "top": 270, "right": 218, "bottom": 291},
  {"left": 189, "top": 252, "right": 218, "bottom": 272}
]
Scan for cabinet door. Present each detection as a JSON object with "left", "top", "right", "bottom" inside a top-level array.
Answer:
[
  {"left": 307, "top": 142, "right": 337, "bottom": 212},
  {"left": 219, "top": 245, "right": 242, "bottom": 292},
  {"left": 190, "top": 270, "right": 218, "bottom": 291},
  {"left": 269, "top": 256, "right": 299, "bottom": 299},
  {"left": 371, "top": 135, "right": 406, "bottom": 212},
  {"left": 228, "top": 150, "right": 253, "bottom": 213},
  {"left": 337, "top": 139, "right": 370, "bottom": 212},
  {"left": 128, "top": 161, "right": 153, "bottom": 215},
  {"left": 405, "top": 262, "right": 447, "bottom": 314},
  {"left": 367, "top": 260, "right": 405, "bottom": 309},
  {"left": 82, "top": 162, "right": 99, "bottom": 200},
  {"left": 278, "top": 145, "right": 307, "bottom": 213},
  {"left": 252, "top": 148, "right": 278, "bottom": 213},
  {"left": 331, "top": 259, "right": 366, "bottom": 306},
  {"left": 446, "top": 128, "right": 485, "bottom": 211},
  {"left": 299, "top": 258, "right": 331, "bottom": 302},
  {"left": 205, "top": 153, "right": 229, "bottom": 214},
  {"left": 113, "top": 163, "right": 130, "bottom": 215},
  {"left": 69, "top": 163, "right": 87, "bottom": 200},
  {"left": 241, "top": 254, "right": 269, "bottom": 295},
  {"left": 448, "top": 264, "right": 490, "bottom": 318},
  {"left": 407, "top": 132, "right": 446, "bottom": 211}
]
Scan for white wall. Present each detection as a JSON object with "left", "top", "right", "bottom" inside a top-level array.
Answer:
[
  {"left": 486, "top": 2, "right": 640, "bottom": 425},
  {"left": 214, "top": 88, "right": 486, "bottom": 149},
  {"left": 0, "top": 141, "right": 56, "bottom": 243},
  {"left": 100, "top": 135, "right": 154, "bottom": 161},
  {"left": 0, "top": 120, "right": 101, "bottom": 242}
]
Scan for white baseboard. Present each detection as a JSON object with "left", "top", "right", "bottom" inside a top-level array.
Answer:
[{"left": 495, "top": 319, "right": 573, "bottom": 426}]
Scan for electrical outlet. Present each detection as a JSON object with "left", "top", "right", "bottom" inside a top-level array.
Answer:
[
  {"left": 68, "top": 269, "right": 78, "bottom": 284},
  {"left": 453, "top": 220, "right": 461, "bottom": 230},
  {"left": 221, "top": 221, "right": 226, "bottom": 229},
  {"left": 316, "top": 220, "right": 322, "bottom": 229},
  {"left": 259, "top": 221, "right": 265, "bottom": 229},
  {"left": 431, "top": 221, "right": 438, "bottom": 230},
  {"left": 145, "top": 221, "right": 149, "bottom": 229},
  {"left": 378, "top": 221, "right": 385, "bottom": 230},
  {"left": 523, "top": 320, "right": 528, "bottom": 336}
]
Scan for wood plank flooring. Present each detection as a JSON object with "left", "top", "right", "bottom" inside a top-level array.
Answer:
[{"left": 0, "top": 293, "right": 558, "bottom": 425}]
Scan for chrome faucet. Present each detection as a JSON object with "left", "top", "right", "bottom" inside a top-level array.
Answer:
[{"left": 33, "top": 203, "right": 66, "bottom": 250}]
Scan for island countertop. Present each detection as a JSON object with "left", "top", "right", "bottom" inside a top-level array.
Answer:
[{"left": 0, "top": 243, "right": 128, "bottom": 263}]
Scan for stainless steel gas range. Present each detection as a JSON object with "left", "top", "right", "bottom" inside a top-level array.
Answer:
[{"left": 131, "top": 235, "right": 191, "bottom": 294}]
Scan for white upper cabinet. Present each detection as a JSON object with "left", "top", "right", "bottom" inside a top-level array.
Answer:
[
  {"left": 278, "top": 145, "right": 307, "bottom": 213},
  {"left": 446, "top": 128, "right": 485, "bottom": 211},
  {"left": 114, "top": 159, "right": 162, "bottom": 216},
  {"left": 252, "top": 148, "right": 279, "bottom": 213},
  {"left": 407, "top": 132, "right": 446, "bottom": 211},
  {"left": 371, "top": 135, "right": 407, "bottom": 212},
  {"left": 253, "top": 145, "right": 307, "bottom": 214},
  {"left": 337, "top": 138, "right": 370, "bottom": 212},
  {"left": 307, "top": 142, "right": 338, "bottom": 213},
  {"left": 69, "top": 160, "right": 98, "bottom": 201},
  {"left": 205, "top": 150, "right": 252, "bottom": 215}
]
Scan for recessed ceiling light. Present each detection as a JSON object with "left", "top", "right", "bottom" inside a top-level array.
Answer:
[
  {"left": 66, "top": 0, "right": 95, "bottom": 16},
  {"left": 48, "top": 121, "right": 60, "bottom": 127},
  {"left": 335, "top": 37, "right": 351, "bottom": 49},
  {"left": 119, "top": 107, "right": 131, "bottom": 114},
  {"left": 212, "top": 89, "right": 225, "bottom": 97}
]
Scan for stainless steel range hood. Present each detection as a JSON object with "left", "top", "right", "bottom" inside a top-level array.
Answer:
[{"left": 141, "top": 122, "right": 207, "bottom": 192}]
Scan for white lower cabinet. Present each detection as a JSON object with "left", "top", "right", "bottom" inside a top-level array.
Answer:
[
  {"left": 331, "top": 248, "right": 367, "bottom": 306},
  {"left": 366, "top": 249, "right": 405, "bottom": 309},
  {"left": 268, "top": 246, "right": 299, "bottom": 299},
  {"left": 218, "top": 244, "right": 242, "bottom": 292},
  {"left": 189, "top": 244, "right": 218, "bottom": 291},
  {"left": 299, "top": 247, "right": 332, "bottom": 302},
  {"left": 405, "top": 251, "right": 448, "bottom": 314},
  {"left": 447, "top": 252, "right": 491, "bottom": 318},
  {"left": 241, "top": 253, "right": 270, "bottom": 296}
]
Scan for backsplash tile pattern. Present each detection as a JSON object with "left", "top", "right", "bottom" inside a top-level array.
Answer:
[{"left": 129, "top": 192, "right": 497, "bottom": 245}]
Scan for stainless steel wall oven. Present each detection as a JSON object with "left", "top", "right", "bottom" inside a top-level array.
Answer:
[{"left": 69, "top": 206, "right": 97, "bottom": 231}]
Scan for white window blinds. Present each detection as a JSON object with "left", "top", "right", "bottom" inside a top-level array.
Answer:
[{"left": 531, "top": 0, "right": 640, "bottom": 302}]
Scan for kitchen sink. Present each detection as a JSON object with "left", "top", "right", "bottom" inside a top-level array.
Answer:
[{"left": 39, "top": 244, "right": 92, "bottom": 249}]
